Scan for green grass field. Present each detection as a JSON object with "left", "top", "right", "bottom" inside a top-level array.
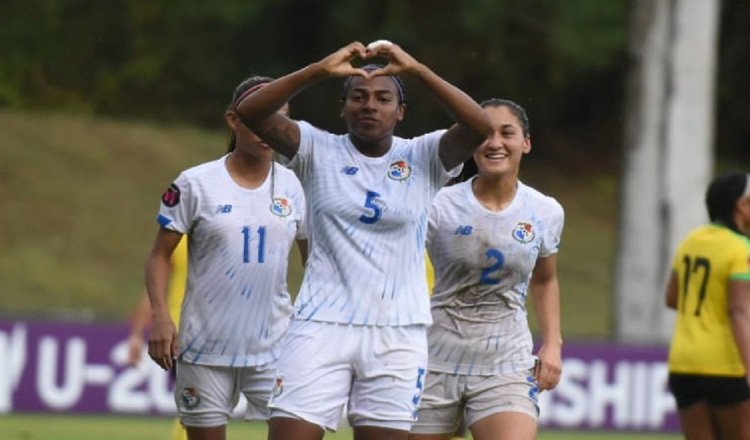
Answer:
[{"left": 0, "top": 414, "right": 681, "bottom": 440}]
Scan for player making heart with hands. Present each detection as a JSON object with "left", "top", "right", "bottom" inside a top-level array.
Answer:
[{"left": 236, "top": 41, "right": 492, "bottom": 440}]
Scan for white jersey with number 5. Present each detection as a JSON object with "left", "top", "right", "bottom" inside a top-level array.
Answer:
[
  {"left": 156, "top": 156, "right": 306, "bottom": 367},
  {"left": 286, "top": 121, "right": 459, "bottom": 326},
  {"left": 426, "top": 179, "right": 564, "bottom": 375}
]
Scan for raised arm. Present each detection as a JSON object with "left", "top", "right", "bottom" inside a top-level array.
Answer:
[
  {"left": 367, "top": 42, "right": 492, "bottom": 169},
  {"left": 529, "top": 254, "right": 563, "bottom": 391},
  {"left": 236, "top": 42, "right": 371, "bottom": 159}
]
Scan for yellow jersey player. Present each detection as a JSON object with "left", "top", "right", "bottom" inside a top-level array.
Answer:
[{"left": 666, "top": 172, "right": 750, "bottom": 440}]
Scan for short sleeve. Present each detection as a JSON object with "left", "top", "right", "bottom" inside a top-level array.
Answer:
[
  {"left": 539, "top": 199, "right": 565, "bottom": 258},
  {"left": 424, "top": 129, "right": 462, "bottom": 189},
  {"left": 156, "top": 172, "right": 195, "bottom": 234},
  {"left": 283, "top": 120, "right": 317, "bottom": 184},
  {"left": 728, "top": 238, "right": 750, "bottom": 281}
]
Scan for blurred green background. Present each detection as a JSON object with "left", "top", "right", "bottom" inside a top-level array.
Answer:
[{"left": 0, "top": 0, "right": 748, "bottom": 339}]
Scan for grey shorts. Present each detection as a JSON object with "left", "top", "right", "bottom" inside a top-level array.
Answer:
[
  {"left": 411, "top": 369, "right": 540, "bottom": 435},
  {"left": 174, "top": 360, "right": 276, "bottom": 427}
]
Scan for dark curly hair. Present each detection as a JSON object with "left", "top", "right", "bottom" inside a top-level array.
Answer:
[{"left": 706, "top": 172, "right": 749, "bottom": 232}]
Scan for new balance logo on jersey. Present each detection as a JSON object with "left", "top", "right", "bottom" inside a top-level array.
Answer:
[
  {"left": 454, "top": 225, "right": 473, "bottom": 235},
  {"left": 342, "top": 166, "right": 359, "bottom": 175},
  {"left": 215, "top": 204, "right": 232, "bottom": 213}
]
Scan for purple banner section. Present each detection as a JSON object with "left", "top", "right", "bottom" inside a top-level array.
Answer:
[
  {"left": 0, "top": 319, "right": 175, "bottom": 415},
  {"left": 538, "top": 341, "right": 679, "bottom": 432},
  {"left": 0, "top": 320, "right": 680, "bottom": 432}
]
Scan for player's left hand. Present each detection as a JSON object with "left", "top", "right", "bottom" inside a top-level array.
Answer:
[{"left": 534, "top": 343, "right": 562, "bottom": 390}]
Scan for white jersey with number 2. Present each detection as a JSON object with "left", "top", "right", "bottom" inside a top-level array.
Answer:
[{"left": 426, "top": 179, "right": 564, "bottom": 375}]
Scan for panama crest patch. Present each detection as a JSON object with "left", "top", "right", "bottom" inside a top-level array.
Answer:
[
  {"left": 270, "top": 197, "right": 292, "bottom": 217},
  {"left": 181, "top": 387, "right": 201, "bottom": 409},
  {"left": 387, "top": 159, "right": 412, "bottom": 181},
  {"left": 512, "top": 221, "right": 535, "bottom": 243}
]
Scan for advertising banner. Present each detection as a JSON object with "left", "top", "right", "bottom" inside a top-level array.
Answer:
[{"left": 0, "top": 320, "right": 679, "bottom": 432}]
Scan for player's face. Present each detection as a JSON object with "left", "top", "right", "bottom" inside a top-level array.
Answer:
[
  {"left": 341, "top": 76, "right": 404, "bottom": 145},
  {"left": 473, "top": 105, "right": 531, "bottom": 178}
]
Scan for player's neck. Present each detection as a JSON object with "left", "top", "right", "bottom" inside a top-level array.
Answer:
[
  {"left": 349, "top": 134, "right": 391, "bottom": 158},
  {"left": 225, "top": 153, "right": 272, "bottom": 189},
  {"left": 471, "top": 174, "right": 518, "bottom": 212}
]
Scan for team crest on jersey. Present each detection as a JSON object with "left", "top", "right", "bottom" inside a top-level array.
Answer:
[
  {"left": 269, "top": 197, "right": 292, "bottom": 217},
  {"left": 181, "top": 387, "right": 201, "bottom": 409},
  {"left": 161, "top": 183, "right": 181, "bottom": 207},
  {"left": 387, "top": 159, "right": 411, "bottom": 181},
  {"left": 512, "top": 222, "right": 535, "bottom": 243},
  {"left": 272, "top": 377, "right": 284, "bottom": 397}
]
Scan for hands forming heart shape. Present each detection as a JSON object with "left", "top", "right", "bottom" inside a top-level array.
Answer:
[{"left": 321, "top": 40, "right": 420, "bottom": 79}]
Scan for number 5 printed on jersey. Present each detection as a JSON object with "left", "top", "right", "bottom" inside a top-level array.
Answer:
[{"left": 359, "top": 190, "right": 383, "bottom": 224}]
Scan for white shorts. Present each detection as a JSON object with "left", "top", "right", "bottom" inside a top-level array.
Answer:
[
  {"left": 268, "top": 320, "right": 428, "bottom": 432},
  {"left": 174, "top": 360, "right": 276, "bottom": 427},
  {"left": 410, "top": 369, "right": 539, "bottom": 435}
]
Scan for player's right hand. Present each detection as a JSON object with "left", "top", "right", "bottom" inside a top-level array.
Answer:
[
  {"left": 147, "top": 315, "right": 178, "bottom": 370},
  {"left": 317, "top": 42, "right": 369, "bottom": 78}
]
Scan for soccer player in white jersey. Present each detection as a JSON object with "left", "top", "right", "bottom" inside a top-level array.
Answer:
[
  {"left": 235, "top": 41, "right": 492, "bottom": 440},
  {"left": 145, "top": 76, "right": 307, "bottom": 440},
  {"left": 409, "top": 99, "right": 564, "bottom": 440}
]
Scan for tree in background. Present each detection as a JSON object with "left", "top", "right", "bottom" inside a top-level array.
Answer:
[
  {"left": 0, "top": 0, "right": 629, "bottom": 166},
  {"left": 616, "top": 0, "right": 720, "bottom": 342}
]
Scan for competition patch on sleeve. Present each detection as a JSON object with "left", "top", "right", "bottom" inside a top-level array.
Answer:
[{"left": 161, "top": 183, "right": 181, "bottom": 207}]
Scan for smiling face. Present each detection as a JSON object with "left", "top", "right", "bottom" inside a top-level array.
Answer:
[
  {"left": 473, "top": 104, "right": 531, "bottom": 178},
  {"left": 340, "top": 75, "right": 405, "bottom": 151}
]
